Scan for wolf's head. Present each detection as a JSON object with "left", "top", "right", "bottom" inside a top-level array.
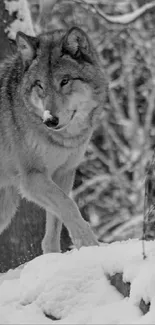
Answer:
[{"left": 16, "top": 27, "right": 106, "bottom": 134}]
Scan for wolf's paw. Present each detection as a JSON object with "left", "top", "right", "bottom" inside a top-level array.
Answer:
[{"left": 72, "top": 222, "right": 99, "bottom": 249}]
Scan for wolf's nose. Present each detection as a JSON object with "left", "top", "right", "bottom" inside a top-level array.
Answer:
[{"left": 44, "top": 116, "right": 59, "bottom": 128}]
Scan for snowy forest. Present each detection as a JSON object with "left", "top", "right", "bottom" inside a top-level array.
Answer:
[
  {"left": 1, "top": 0, "right": 155, "bottom": 324},
  {"left": 0, "top": 0, "right": 155, "bottom": 271}
]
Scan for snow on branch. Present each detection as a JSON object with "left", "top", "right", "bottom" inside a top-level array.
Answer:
[
  {"left": 75, "top": 0, "right": 155, "bottom": 25},
  {"left": 4, "top": 0, "right": 35, "bottom": 39}
]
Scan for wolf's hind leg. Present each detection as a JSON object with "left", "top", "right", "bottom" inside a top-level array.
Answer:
[{"left": 0, "top": 186, "right": 19, "bottom": 234}]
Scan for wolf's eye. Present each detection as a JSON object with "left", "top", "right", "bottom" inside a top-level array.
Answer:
[{"left": 60, "top": 77, "right": 69, "bottom": 88}]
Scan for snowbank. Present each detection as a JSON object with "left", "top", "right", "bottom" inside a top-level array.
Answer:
[{"left": 0, "top": 239, "right": 155, "bottom": 324}]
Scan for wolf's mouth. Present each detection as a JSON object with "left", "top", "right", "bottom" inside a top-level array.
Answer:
[{"left": 44, "top": 110, "right": 76, "bottom": 131}]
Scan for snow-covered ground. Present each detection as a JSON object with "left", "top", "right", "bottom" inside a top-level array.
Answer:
[{"left": 0, "top": 239, "right": 155, "bottom": 324}]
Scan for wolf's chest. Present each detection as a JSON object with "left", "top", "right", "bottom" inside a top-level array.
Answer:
[{"left": 45, "top": 141, "right": 88, "bottom": 175}]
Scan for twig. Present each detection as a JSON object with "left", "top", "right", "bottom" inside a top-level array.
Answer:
[
  {"left": 72, "top": 174, "right": 110, "bottom": 197},
  {"left": 74, "top": 0, "right": 155, "bottom": 25},
  {"left": 142, "top": 150, "right": 155, "bottom": 259},
  {"left": 39, "top": 0, "right": 155, "bottom": 27},
  {"left": 142, "top": 181, "right": 147, "bottom": 260}
]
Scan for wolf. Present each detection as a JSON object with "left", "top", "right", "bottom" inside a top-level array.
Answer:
[{"left": 0, "top": 26, "right": 106, "bottom": 253}]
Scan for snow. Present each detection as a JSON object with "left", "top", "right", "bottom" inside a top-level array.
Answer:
[
  {"left": 0, "top": 240, "right": 155, "bottom": 324},
  {"left": 4, "top": 0, "right": 35, "bottom": 39}
]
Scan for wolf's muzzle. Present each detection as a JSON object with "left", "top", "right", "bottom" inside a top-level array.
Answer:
[{"left": 44, "top": 116, "right": 59, "bottom": 128}]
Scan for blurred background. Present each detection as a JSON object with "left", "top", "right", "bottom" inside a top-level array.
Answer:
[{"left": 0, "top": 0, "right": 155, "bottom": 272}]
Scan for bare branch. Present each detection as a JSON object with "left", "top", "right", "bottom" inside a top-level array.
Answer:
[
  {"left": 39, "top": 0, "right": 155, "bottom": 26},
  {"left": 92, "top": 1, "right": 155, "bottom": 25},
  {"left": 72, "top": 174, "right": 110, "bottom": 198}
]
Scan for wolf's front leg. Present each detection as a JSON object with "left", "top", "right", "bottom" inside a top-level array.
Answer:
[
  {"left": 41, "top": 214, "right": 62, "bottom": 253},
  {"left": 21, "top": 171, "right": 98, "bottom": 250},
  {"left": 42, "top": 170, "right": 75, "bottom": 254}
]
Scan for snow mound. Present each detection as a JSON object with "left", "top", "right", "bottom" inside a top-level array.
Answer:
[{"left": 0, "top": 239, "right": 155, "bottom": 324}]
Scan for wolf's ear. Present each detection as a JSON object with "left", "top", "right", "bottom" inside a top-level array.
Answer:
[
  {"left": 16, "top": 32, "right": 38, "bottom": 63},
  {"left": 62, "top": 27, "right": 91, "bottom": 60}
]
